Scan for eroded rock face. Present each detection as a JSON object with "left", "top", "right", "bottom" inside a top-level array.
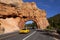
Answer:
[
  {"left": 0, "top": 0, "right": 23, "bottom": 4},
  {"left": 0, "top": 0, "right": 49, "bottom": 33},
  {"left": 0, "top": 17, "right": 20, "bottom": 33}
]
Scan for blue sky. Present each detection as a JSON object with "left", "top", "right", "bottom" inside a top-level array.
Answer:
[
  {"left": 23, "top": 0, "right": 60, "bottom": 24},
  {"left": 23, "top": 0, "right": 60, "bottom": 18},
  {"left": 25, "top": 21, "right": 33, "bottom": 24}
]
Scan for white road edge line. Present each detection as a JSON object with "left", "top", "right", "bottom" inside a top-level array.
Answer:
[
  {"left": 0, "top": 33, "right": 17, "bottom": 40},
  {"left": 23, "top": 31, "right": 36, "bottom": 40}
]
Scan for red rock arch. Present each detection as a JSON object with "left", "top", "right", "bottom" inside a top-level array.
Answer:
[
  {"left": 0, "top": 0, "right": 49, "bottom": 30},
  {"left": 18, "top": 15, "right": 47, "bottom": 30}
]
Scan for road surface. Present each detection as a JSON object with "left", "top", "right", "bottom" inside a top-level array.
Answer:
[{"left": 0, "top": 29, "right": 56, "bottom": 40}]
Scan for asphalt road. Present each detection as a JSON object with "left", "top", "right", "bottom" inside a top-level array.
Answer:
[{"left": 0, "top": 29, "right": 56, "bottom": 40}]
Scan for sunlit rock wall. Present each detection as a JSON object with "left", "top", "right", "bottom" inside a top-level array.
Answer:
[
  {"left": 0, "top": 17, "right": 20, "bottom": 33},
  {"left": 0, "top": 0, "right": 49, "bottom": 33}
]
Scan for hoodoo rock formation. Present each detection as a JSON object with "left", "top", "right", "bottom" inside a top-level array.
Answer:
[{"left": 0, "top": 0, "right": 49, "bottom": 33}]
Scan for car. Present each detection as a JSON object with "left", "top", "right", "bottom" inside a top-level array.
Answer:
[{"left": 19, "top": 29, "right": 30, "bottom": 34}]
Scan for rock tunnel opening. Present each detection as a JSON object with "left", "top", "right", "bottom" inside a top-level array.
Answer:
[{"left": 25, "top": 20, "right": 38, "bottom": 29}]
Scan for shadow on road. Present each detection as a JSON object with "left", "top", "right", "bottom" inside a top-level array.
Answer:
[{"left": 36, "top": 30, "right": 60, "bottom": 39}]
